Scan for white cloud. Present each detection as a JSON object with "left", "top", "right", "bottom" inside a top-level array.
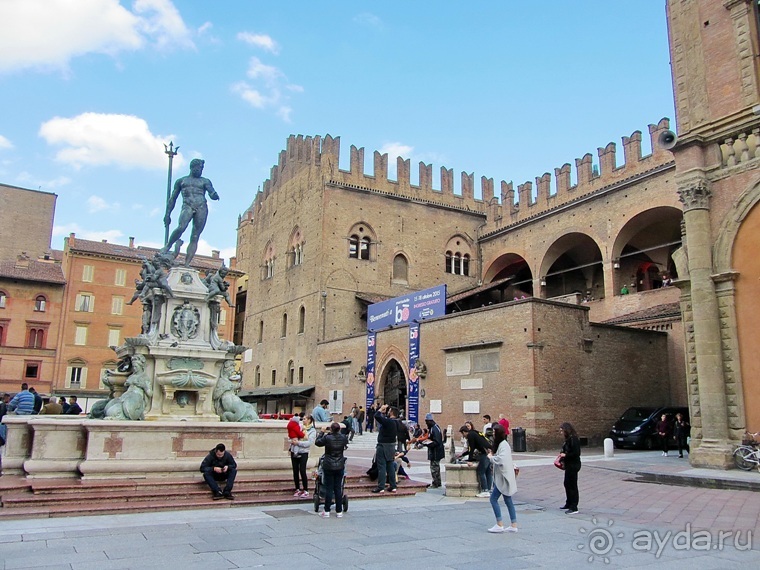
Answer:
[
  {"left": 133, "top": 0, "right": 193, "bottom": 50},
  {"left": 53, "top": 223, "right": 124, "bottom": 243},
  {"left": 15, "top": 171, "right": 72, "bottom": 189},
  {"left": 0, "top": 0, "right": 193, "bottom": 73},
  {"left": 246, "top": 57, "right": 282, "bottom": 85},
  {"left": 193, "top": 239, "right": 236, "bottom": 262},
  {"left": 0, "top": 134, "right": 13, "bottom": 149},
  {"left": 380, "top": 143, "right": 414, "bottom": 160},
  {"left": 232, "top": 57, "right": 302, "bottom": 123},
  {"left": 39, "top": 112, "right": 181, "bottom": 170},
  {"left": 237, "top": 32, "right": 279, "bottom": 54},
  {"left": 197, "top": 21, "right": 219, "bottom": 44},
  {"left": 379, "top": 143, "right": 416, "bottom": 180},
  {"left": 232, "top": 83, "right": 270, "bottom": 109},
  {"left": 87, "top": 195, "right": 120, "bottom": 213},
  {"left": 354, "top": 13, "right": 383, "bottom": 30},
  {"left": 277, "top": 106, "right": 293, "bottom": 122}
]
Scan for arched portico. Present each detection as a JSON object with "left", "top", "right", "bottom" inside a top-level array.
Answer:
[
  {"left": 483, "top": 252, "right": 533, "bottom": 296},
  {"left": 611, "top": 207, "right": 683, "bottom": 297},
  {"left": 539, "top": 233, "right": 604, "bottom": 300}
]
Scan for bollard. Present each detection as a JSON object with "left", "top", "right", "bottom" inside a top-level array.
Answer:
[{"left": 604, "top": 437, "right": 614, "bottom": 458}]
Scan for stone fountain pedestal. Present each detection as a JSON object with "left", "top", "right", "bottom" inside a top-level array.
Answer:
[{"left": 117, "top": 266, "right": 240, "bottom": 422}]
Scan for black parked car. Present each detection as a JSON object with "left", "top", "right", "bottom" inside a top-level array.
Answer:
[{"left": 609, "top": 406, "right": 689, "bottom": 449}]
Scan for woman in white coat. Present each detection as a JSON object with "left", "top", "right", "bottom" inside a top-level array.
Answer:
[{"left": 486, "top": 423, "right": 518, "bottom": 533}]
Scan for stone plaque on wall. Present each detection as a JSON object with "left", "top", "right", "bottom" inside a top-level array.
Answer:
[
  {"left": 472, "top": 350, "right": 499, "bottom": 373},
  {"left": 460, "top": 378, "right": 483, "bottom": 390},
  {"left": 446, "top": 354, "right": 471, "bottom": 376},
  {"left": 463, "top": 400, "right": 480, "bottom": 414},
  {"left": 325, "top": 366, "right": 349, "bottom": 386},
  {"left": 430, "top": 399, "right": 442, "bottom": 413}
]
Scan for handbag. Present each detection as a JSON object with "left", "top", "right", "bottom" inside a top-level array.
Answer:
[{"left": 554, "top": 454, "right": 565, "bottom": 470}]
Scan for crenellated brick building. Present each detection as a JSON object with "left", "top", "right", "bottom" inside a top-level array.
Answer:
[{"left": 236, "top": 1, "right": 760, "bottom": 458}]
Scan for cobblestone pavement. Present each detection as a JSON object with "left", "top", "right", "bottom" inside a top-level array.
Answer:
[{"left": 0, "top": 443, "right": 758, "bottom": 569}]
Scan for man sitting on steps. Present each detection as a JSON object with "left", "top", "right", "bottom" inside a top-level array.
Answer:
[{"left": 200, "top": 443, "right": 237, "bottom": 500}]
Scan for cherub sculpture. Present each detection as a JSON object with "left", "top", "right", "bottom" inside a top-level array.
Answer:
[{"left": 204, "top": 264, "right": 233, "bottom": 306}]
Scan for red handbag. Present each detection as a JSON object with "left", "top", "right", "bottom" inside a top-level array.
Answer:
[{"left": 554, "top": 454, "right": 565, "bottom": 470}]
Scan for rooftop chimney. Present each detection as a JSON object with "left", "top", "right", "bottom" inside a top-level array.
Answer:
[
  {"left": 212, "top": 250, "right": 220, "bottom": 259},
  {"left": 129, "top": 237, "right": 135, "bottom": 248},
  {"left": 15, "top": 252, "right": 30, "bottom": 269}
]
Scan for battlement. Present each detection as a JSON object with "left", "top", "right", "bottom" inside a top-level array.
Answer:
[{"left": 243, "top": 119, "right": 675, "bottom": 226}]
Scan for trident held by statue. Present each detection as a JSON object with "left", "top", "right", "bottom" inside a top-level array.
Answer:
[{"left": 163, "top": 141, "right": 179, "bottom": 246}]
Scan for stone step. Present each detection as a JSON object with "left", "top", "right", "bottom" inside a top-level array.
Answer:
[
  {"left": 0, "top": 485, "right": 424, "bottom": 520},
  {"left": 3, "top": 478, "right": 397, "bottom": 507},
  {"left": 0, "top": 474, "right": 427, "bottom": 520}
]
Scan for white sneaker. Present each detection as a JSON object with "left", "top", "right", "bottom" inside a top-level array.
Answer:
[
  {"left": 662, "top": 452, "right": 668, "bottom": 457},
  {"left": 319, "top": 511, "right": 330, "bottom": 518},
  {"left": 505, "top": 526, "right": 518, "bottom": 533},
  {"left": 488, "top": 524, "right": 505, "bottom": 533},
  {"left": 336, "top": 512, "right": 343, "bottom": 518},
  {"left": 477, "top": 491, "right": 491, "bottom": 498},
  {"left": 293, "top": 490, "right": 302, "bottom": 497},
  {"left": 300, "top": 491, "right": 310, "bottom": 498}
]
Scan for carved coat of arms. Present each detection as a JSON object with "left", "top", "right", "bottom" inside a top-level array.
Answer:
[{"left": 171, "top": 302, "right": 200, "bottom": 341}]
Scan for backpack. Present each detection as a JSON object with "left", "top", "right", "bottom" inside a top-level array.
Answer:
[
  {"left": 484, "top": 427, "right": 494, "bottom": 447},
  {"left": 477, "top": 431, "right": 493, "bottom": 452},
  {"left": 396, "top": 419, "right": 410, "bottom": 444}
]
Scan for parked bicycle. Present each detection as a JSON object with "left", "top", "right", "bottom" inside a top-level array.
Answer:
[{"left": 733, "top": 432, "right": 760, "bottom": 471}]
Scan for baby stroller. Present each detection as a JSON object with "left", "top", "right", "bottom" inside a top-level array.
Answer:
[{"left": 312, "top": 454, "right": 349, "bottom": 513}]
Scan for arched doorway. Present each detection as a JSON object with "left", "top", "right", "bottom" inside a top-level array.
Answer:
[{"left": 382, "top": 359, "right": 407, "bottom": 413}]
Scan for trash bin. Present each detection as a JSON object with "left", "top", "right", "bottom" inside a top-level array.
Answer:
[{"left": 512, "top": 428, "right": 526, "bottom": 452}]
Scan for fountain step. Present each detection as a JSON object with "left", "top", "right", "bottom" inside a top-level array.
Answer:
[{"left": 0, "top": 474, "right": 426, "bottom": 519}]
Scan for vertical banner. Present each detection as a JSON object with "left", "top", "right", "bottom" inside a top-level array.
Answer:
[
  {"left": 408, "top": 322, "right": 420, "bottom": 424},
  {"left": 365, "top": 332, "right": 376, "bottom": 408}
]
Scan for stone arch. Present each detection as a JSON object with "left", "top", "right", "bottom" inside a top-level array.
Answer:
[
  {"left": 323, "top": 268, "right": 359, "bottom": 291},
  {"left": 714, "top": 175, "right": 760, "bottom": 431},
  {"left": 347, "top": 221, "right": 377, "bottom": 261},
  {"left": 262, "top": 240, "right": 275, "bottom": 279},
  {"left": 288, "top": 226, "right": 305, "bottom": 267},
  {"left": 611, "top": 206, "right": 683, "bottom": 293},
  {"left": 392, "top": 251, "right": 409, "bottom": 283},
  {"left": 539, "top": 232, "right": 605, "bottom": 299},
  {"left": 444, "top": 234, "right": 474, "bottom": 276},
  {"left": 483, "top": 252, "right": 533, "bottom": 296},
  {"left": 34, "top": 293, "right": 48, "bottom": 312},
  {"left": 376, "top": 346, "right": 408, "bottom": 413},
  {"left": 714, "top": 174, "right": 760, "bottom": 272}
]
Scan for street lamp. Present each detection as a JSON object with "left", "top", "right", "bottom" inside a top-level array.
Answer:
[{"left": 163, "top": 141, "right": 179, "bottom": 246}]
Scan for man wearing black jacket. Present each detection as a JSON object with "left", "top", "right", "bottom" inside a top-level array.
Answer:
[
  {"left": 200, "top": 443, "right": 237, "bottom": 500},
  {"left": 372, "top": 404, "right": 398, "bottom": 494},
  {"left": 459, "top": 424, "right": 493, "bottom": 497}
]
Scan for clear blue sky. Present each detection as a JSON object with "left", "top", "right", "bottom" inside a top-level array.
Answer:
[{"left": 0, "top": 1, "right": 675, "bottom": 262}]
